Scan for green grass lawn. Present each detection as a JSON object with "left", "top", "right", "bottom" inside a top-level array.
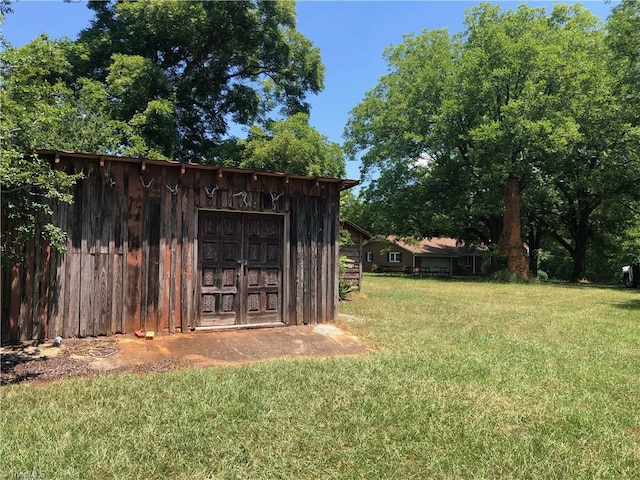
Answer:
[{"left": 2, "top": 276, "right": 639, "bottom": 479}]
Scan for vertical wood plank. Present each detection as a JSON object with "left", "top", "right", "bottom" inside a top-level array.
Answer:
[
  {"left": 157, "top": 166, "right": 167, "bottom": 332},
  {"left": 161, "top": 167, "right": 173, "bottom": 332},
  {"left": 194, "top": 170, "right": 200, "bottom": 208},
  {"left": 79, "top": 166, "right": 96, "bottom": 337},
  {"left": 79, "top": 253, "right": 95, "bottom": 337},
  {"left": 65, "top": 167, "right": 83, "bottom": 337},
  {"left": 281, "top": 211, "right": 290, "bottom": 325},
  {"left": 125, "top": 164, "right": 143, "bottom": 334},
  {"left": 30, "top": 238, "right": 42, "bottom": 339},
  {"left": 20, "top": 239, "right": 35, "bottom": 341},
  {"left": 168, "top": 196, "right": 177, "bottom": 333},
  {"left": 140, "top": 182, "right": 150, "bottom": 331},
  {"left": 179, "top": 182, "right": 189, "bottom": 332},
  {"left": 95, "top": 253, "right": 109, "bottom": 336},
  {"left": 309, "top": 198, "right": 318, "bottom": 324},
  {"left": 181, "top": 177, "right": 195, "bottom": 331},
  {"left": 169, "top": 178, "right": 181, "bottom": 332},
  {"left": 330, "top": 188, "right": 339, "bottom": 321},
  {"left": 110, "top": 163, "right": 125, "bottom": 334},
  {"left": 320, "top": 200, "right": 329, "bottom": 323},
  {"left": 304, "top": 197, "right": 312, "bottom": 324},
  {"left": 96, "top": 175, "right": 112, "bottom": 335},
  {"left": 295, "top": 198, "right": 305, "bottom": 325},
  {"left": 8, "top": 260, "right": 22, "bottom": 342},
  {"left": 37, "top": 242, "right": 51, "bottom": 338},
  {"left": 146, "top": 195, "right": 161, "bottom": 332},
  {"left": 47, "top": 199, "right": 65, "bottom": 338},
  {"left": 2, "top": 261, "right": 16, "bottom": 343},
  {"left": 111, "top": 164, "right": 129, "bottom": 333}
]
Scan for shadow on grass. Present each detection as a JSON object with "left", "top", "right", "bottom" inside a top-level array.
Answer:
[
  {"left": 612, "top": 299, "right": 640, "bottom": 310},
  {"left": 364, "top": 273, "right": 633, "bottom": 292}
]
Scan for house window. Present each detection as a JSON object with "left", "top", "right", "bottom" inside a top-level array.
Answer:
[
  {"left": 389, "top": 252, "right": 401, "bottom": 263},
  {"left": 462, "top": 255, "right": 474, "bottom": 267},
  {"left": 366, "top": 252, "right": 373, "bottom": 263}
]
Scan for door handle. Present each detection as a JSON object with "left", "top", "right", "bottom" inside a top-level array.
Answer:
[{"left": 237, "top": 259, "right": 247, "bottom": 276}]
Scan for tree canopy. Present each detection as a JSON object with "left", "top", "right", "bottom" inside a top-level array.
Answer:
[
  {"left": 1, "top": 0, "right": 340, "bottom": 262},
  {"left": 240, "top": 113, "right": 345, "bottom": 177},
  {"left": 75, "top": 0, "right": 324, "bottom": 160},
  {"left": 344, "top": 3, "right": 640, "bottom": 281}
]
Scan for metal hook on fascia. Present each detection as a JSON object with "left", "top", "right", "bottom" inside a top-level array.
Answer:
[{"left": 166, "top": 183, "right": 179, "bottom": 195}]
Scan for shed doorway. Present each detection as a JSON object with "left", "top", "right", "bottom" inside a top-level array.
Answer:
[{"left": 198, "top": 210, "right": 285, "bottom": 328}]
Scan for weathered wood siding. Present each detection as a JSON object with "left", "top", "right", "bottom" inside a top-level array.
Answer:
[
  {"left": 339, "top": 222, "right": 370, "bottom": 291},
  {"left": 1, "top": 152, "right": 350, "bottom": 343}
]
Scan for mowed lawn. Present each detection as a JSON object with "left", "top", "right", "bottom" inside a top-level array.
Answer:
[{"left": 1, "top": 276, "right": 639, "bottom": 479}]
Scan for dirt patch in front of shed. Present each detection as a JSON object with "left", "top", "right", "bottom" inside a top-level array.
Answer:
[{"left": 1, "top": 322, "right": 371, "bottom": 386}]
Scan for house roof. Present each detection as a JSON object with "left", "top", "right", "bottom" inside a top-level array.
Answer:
[
  {"left": 35, "top": 149, "right": 360, "bottom": 191},
  {"left": 371, "top": 236, "right": 482, "bottom": 257}
]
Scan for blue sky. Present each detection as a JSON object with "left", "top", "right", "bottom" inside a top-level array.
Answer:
[{"left": 2, "top": 0, "right": 617, "bottom": 180}]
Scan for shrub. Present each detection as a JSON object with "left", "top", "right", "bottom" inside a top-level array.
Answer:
[{"left": 489, "top": 269, "right": 537, "bottom": 284}]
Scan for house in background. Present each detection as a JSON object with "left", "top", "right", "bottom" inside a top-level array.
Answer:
[
  {"left": 363, "top": 236, "right": 485, "bottom": 276},
  {"left": 339, "top": 221, "right": 372, "bottom": 291}
]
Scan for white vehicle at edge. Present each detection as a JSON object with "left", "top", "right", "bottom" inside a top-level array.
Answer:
[{"left": 622, "top": 260, "right": 640, "bottom": 288}]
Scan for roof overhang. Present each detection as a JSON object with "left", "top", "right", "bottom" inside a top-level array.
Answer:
[
  {"left": 340, "top": 220, "right": 372, "bottom": 239},
  {"left": 35, "top": 149, "right": 360, "bottom": 191}
]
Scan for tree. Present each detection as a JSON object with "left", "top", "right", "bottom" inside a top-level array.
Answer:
[
  {"left": 75, "top": 0, "right": 324, "bottom": 161},
  {"left": 524, "top": 4, "right": 640, "bottom": 281},
  {"left": 240, "top": 113, "right": 345, "bottom": 177},
  {"left": 0, "top": 36, "right": 86, "bottom": 263},
  {"left": 345, "top": 3, "right": 639, "bottom": 281},
  {"left": 1, "top": 1, "right": 330, "bottom": 262},
  {"left": 607, "top": 0, "right": 640, "bottom": 125},
  {"left": 346, "top": 5, "right": 558, "bottom": 275}
]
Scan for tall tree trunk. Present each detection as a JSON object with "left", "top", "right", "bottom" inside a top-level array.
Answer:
[
  {"left": 571, "top": 222, "right": 589, "bottom": 282},
  {"left": 497, "top": 178, "right": 529, "bottom": 277},
  {"left": 485, "top": 215, "right": 503, "bottom": 273}
]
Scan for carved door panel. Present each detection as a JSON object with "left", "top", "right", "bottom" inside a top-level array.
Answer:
[
  {"left": 198, "top": 211, "right": 283, "bottom": 326},
  {"left": 244, "top": 215, "right": 283, "bottom": 324},
  {"left": 199, "top": 212, "right": 242, "bottom": 326}
]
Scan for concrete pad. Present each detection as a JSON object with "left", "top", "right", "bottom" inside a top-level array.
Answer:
[{"left": 73, "top": 323, "right": 371, "bottom": 372}]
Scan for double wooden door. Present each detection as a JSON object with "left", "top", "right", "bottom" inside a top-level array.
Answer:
[{"left": 198, "top": 211, "right": 284, "bottom": 327}]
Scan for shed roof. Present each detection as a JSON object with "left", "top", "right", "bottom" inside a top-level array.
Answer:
[
  {"left": 341, "top": 220, "right": 372, "bottom": 239},
  {"left": 36, "top": 149, "right": 359, "bottom": 191}
]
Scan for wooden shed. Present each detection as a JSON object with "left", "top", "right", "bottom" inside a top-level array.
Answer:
[{"left": 1, "top": 150, "right": 357, "bottom": 343}]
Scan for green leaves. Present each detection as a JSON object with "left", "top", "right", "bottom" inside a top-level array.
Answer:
[
  {"left": 77, "top": 0, "right": 324, "bottom": 160},
  {"left": 0, "top": 151, "right": 81, "bottom": 263},
  {"left": 343, "top": 3, "right": 640, "bottom": 281},
  {"left": 241, "top": 113, "right": 345, "bottom": 177},
  {"left": 1, "top": 1, "right": 330, "bottom": 261}
]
